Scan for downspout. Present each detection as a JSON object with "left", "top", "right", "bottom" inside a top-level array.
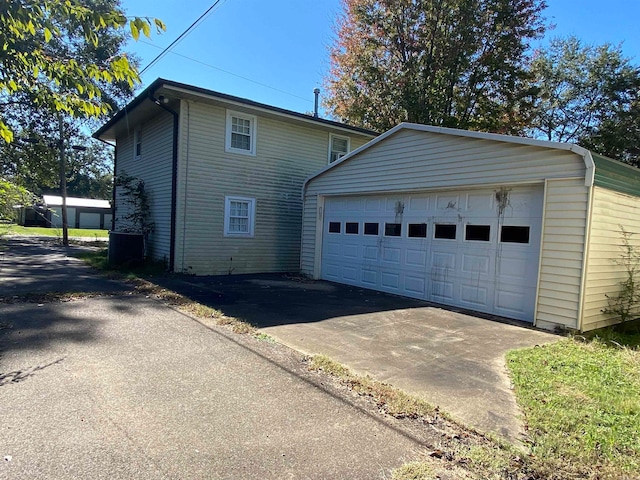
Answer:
[
  {"left": 95, "top": 137, "right": 117, "bottom": 231},
  {"left": 149, "top": 92, "right": 179, "bottom": 272},
  {"left": 577, "top": 150, "right": 596, "bottom": 332}
]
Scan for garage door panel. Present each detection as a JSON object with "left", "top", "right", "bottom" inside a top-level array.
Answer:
[
  {"left": 363, "top": 245, "right": 379, "bottom": 260},
  {"left": 405, "top": 275, "right": 426, "bottom": 295},
  {"left": 382, "top": 246, "right": 401, "bottom": 263},
  {"left": 342, "top": 243, "right": 359, "bottom": 258},
  {"left": 462, "top": 253, "right": 490, "bottom": 275},
  {"left": 326, "top": 241, "right": 343, "bottom": 256},
  {"left": 431, "top": 280, "right": 455, "bottom": 301},
  {"left": 406, "top": 249, "right": 427, "bottom": 267},
  {"left": 408, "top": 196, "right": 429, "bottom": 212},
  {"left": 342, "top": 266, "right": 358, "bottom": 282},
  {"left": 460, "top": 283, "right": 489, "bottom": 307},
  {"left": 361, "top": 269, "right": 378, "bottom": 286},
  {"left": 381, "top": 272, "right": 400, "bottom": 290}
]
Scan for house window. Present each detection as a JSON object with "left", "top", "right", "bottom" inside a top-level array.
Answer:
[
  {"left": 134, "top": 128, "right": 142, "bottom": 159},
  {"left": 224, "top": 196, "right": 255, "bottom": 237},
  {"left": 465, "top": 224, "right": 490, "bottom": 241},
  {"left": 435, "top": 224, "right": 456, "bottom": 239},
  {"left": 329, "top": 134, "right": 350, "bottom": 163},
  {"left": 226, "top": 110, "right": 256, "bottom": 156}
]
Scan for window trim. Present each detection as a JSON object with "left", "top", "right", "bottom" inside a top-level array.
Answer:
[
  {"left": 328, "top": 134, "right": 350, "bottom": 164},
  {"left": 225, "top": 110, "right": 257, "bottom": 156},
  {"left": 224, "top": 195, "right": 256, "bottom": 237}
]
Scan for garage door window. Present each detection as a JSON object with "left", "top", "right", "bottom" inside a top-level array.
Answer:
[
  {"left": 435, "top": 224, "right": 456, "bottom": 239},
  {"left": 345, "top": 222, "right": 359, "bottom": 234},
  {"left": 364, "top": 222, "right": 379, "bottom": 235},
  {"left": 465, "top": 224, "right": 490, "bottom": 241},
  {"left": 408, "top": 223, "right": 427, "bottom": 238},
  {"left": 329, "top": 222, "right": 341, "bottom": 233},
  {"left": 384, "top": 223, "right": 402, "bottom": 237},
  {"left": 501, "top": 226, "right": 530, "bottom": 243}
]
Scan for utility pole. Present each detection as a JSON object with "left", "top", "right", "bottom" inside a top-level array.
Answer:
[{"left": 58, "top": 115, "right": 69, "bottom": 247}]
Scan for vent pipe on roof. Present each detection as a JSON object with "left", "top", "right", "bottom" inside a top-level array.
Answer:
[{"left": 313, "top": 88, "right": 320, "bottom": 118}]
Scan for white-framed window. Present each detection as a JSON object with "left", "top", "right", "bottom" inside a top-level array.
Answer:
[
  {"left": 225, "top": 110, "right": 256, "bottom": 156},
  {"left": 224, "top": 196, "right": 256, "bottom": 237},
  {"left": 328, "top": 134, "right": 350, "bottom": 163},
  {"left": 134, "top": 127, "right": 142, "bottom": 159}
]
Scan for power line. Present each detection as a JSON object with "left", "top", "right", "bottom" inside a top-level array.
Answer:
[
  {"left": 139, "top": 0, "right": 224, "bottom": 76},
  {"left": 138, "top": 39, "right": 314, "bottom": 105}
]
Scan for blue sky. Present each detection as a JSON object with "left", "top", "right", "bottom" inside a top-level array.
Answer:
[{"left": 124, "top": 0, "right": 640, "bottom": 117}]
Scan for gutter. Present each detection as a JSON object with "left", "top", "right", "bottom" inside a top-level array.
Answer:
[{"left": 148, "top": 91, "right": 179, "bottom": 272}]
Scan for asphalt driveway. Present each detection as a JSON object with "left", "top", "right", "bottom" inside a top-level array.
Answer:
[
  {"left": 152, "top": 273, "right": 561, "bottom": 440},
  {"left": 1, "top": 237, "right": 423, "bottom": 479}
]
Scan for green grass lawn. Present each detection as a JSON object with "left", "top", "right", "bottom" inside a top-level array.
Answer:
[
  {"left": 506, "top": 330, "right": 640, "bottom": 478},
  {"left": 0, "top": 224, "right": 109, "bottom": 238}
]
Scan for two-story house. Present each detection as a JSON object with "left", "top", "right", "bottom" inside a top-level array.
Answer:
[{"left": 93, "top": 78, "right": 376, "bottom": 275}]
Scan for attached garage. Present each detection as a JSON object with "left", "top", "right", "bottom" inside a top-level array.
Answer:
[{"left": 301, "top": 123, "right": 640, "bottom": 332}]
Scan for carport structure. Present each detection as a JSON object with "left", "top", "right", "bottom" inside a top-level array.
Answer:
[{"left": 301, "top": 123, "right": 640, "bottom": 332}]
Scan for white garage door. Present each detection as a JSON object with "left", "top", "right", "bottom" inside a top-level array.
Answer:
[
  {"left": 321, "top": 186, "right": 543, "bottom": 321},
  {"left": 79, "top": 212, "right": 101, "bottom": 229}
]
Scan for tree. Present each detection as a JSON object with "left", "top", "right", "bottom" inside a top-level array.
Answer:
[
  {"left": 324, "top": 0, "right": 547, "bottom": 133},
  {"left": 0, "top": 178, "right": 35, "bottom": 222},
  {"left": 528, "top": 37, "right": 640, "bottom": 152},
  {"left": 0, "top": 0, "right": 165, "bottom": 142}
]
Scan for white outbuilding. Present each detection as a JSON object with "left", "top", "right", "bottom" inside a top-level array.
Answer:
[{"left": 301, "top": 123, "right": 640, "bottom": 332}]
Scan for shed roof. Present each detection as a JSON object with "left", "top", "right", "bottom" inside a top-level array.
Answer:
[{"left": 43, "top": 195, "right": 111, "bottom": 209}]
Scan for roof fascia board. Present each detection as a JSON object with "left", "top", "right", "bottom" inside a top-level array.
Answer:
[{"left": 161, "top": 84, "right": 376, "bottom": 137}]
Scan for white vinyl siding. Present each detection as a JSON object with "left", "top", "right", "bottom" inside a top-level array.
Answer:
[
  {"left": 535, "top": 178, "right": 589, "bottom": 331},
  {"left": 581, "top": 187, "right": 640, "bottom": 331},
  {"left": 114, "top": 112, "right": 174, "bottom": 264},
  {"left": 173, "top": 100, "right": 372, "bottom": 275}
]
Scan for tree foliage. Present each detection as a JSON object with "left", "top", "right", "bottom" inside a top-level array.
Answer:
[
  {"left": 324, "top": 0, "right": 547, "bottom": 133},
  {"left": 528, "top": 36, "right": 640, "bottom": 155},
  {"left": 0, "top": 0, "right": 165, "bottom": 142},
  {"left": 0, "top": 178, "right": 35, "bottom": 221}
]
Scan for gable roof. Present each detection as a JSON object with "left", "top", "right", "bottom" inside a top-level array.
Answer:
[
  {"left": 93, "top": 78, "right": 378, "bottom": 141},
  {"left": 308, "top": 123, "right": 599, "bottom": 190}
]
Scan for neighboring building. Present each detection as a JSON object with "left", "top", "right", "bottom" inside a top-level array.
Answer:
[
  {"left": 93, "top": 78, "right": 376, "bottom": 274},
  {"left": 301, "top": 123, "right": 640, "bottom": 332},
  {"left": 17, "top": 195, "right": 111, "bottom": 229}
]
